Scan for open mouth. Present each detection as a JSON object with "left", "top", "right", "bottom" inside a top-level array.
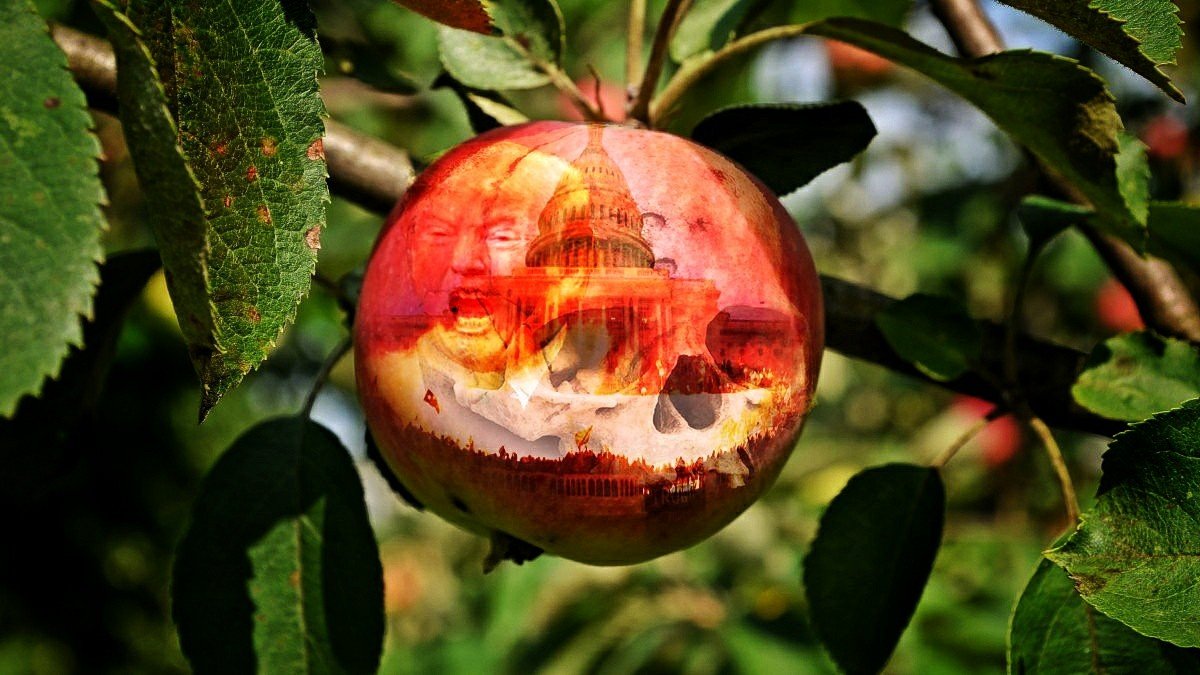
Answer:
[{"left": 448, "top": 288, "right": 493, "bottom": 335}]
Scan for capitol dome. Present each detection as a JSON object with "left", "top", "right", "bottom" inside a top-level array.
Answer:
[{"left": 525, "top": 125, "right": 655, "bottom": 269}]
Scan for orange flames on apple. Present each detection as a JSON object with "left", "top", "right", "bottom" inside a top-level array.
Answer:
[{"left": 355, "top": 122, "right": 823, "bottom": 564}]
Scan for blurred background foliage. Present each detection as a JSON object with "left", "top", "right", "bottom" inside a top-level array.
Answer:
[{"left": 4, "top": 0, "right": 1200, "bottom": 672}]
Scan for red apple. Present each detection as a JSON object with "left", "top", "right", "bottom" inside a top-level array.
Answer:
[
  {"left": 950, "top": 396, "right": 1022, "bottom": 468},
  {"left": 1141, "top": 114, "right": 1189, "bottom": 161},
  {"left": 355, "top": 122, "right": 823, "bottom": 565},
  {"left": 1094, "top": 277, "right": 1144, "bottom": 333}
]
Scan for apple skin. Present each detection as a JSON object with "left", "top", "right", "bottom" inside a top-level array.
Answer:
[{"left": 355, "top": 121, "right": 823, "bottom": 565}]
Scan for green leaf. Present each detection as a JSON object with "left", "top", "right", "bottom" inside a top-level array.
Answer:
[
  {"left": 1009, "top": 559, "right": 1200, "bottom": 673},
  {"left": 798, "top": 19, "right": 1144, "bottom": 249},
  {"left": 173, "top": 417, "right": 384, "bottom": 673},
  {"left": 804, "top": 464, "right": 945, "bottom": 675},
  {"left": 0, "top": 0, "right": 105, "bottom": 417},
  {"left": 107, "top": 0, "right": 329, "bottom": 417},
  {"left": 787, "top": 0, "right": 910, "bottom": 26},
  {"left": 1114, "top": 132, "right": 1150, "bottom": 232},
  {"left": 995, "top": 0, "right": 1184, "bottom": 102},
  {"left": 671, "top": 0, "right": 760, "bottom": 62},
  {"left": 1147, "top": 201, "right": 1200, "bottom": 275},
  {"left": 1048, "top": 400, "right": 1200, "bottom": 648},
  {"left": 432, "top": 71, "right": 529, "bottom": 133},
  {"left": 690, "top": 101, "right": 877, "bottom": 196},
  {"left": 875, "top": 294, "right": 982, "bottom": 381},
  {"left": 1017, "top": 196, "right": 1091, "bottom": 248},
  {"left": 437, "top": 0, "right": 564, "bottom": 91},
  {"left": 1072, "top": 331, "right": 1200, "bottom": 422}
]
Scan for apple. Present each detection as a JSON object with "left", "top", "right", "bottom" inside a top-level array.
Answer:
[
  {"left": 1094, "top": 277, "right": 1144, "bottom": 333},
  {"left": 355, "top": 122, "right": 823, "bottom": 565}
]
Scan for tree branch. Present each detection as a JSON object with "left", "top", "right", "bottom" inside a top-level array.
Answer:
[
  {"left": 930, "top": 0, "right": 1200, "bottom": 343},
  {"left": 628, "top": 0, "right": 691, "bottom": 125},
  {"left": 54, "top": 24, "right": 1121, "bottom": 437}
]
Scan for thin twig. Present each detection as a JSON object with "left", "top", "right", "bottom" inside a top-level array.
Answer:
[
  {"left": 1027, "top": 414, "right": 1082, "bottom": 524},
  {"left": 651, "top": 23, "right": 808, "bottom": 125},
  {"left": 301, "top": 335, "right": 351, "bottom": 418},
  {"left": 1005, "top": 241, "right": 1045, "bottom": 393},
  {"left": 929, "top": 0, "right": 1002, "bottom": 55},
  {"left": 628, "top": 0, "right": 691, "bottom": 125},
  {"left": 930, "top": 0, "right": 1200, "bottom": 344},
  {"left": 932, "top": 406, "right": 1006, "bottom": 468},
  {"left": 626, "top": 0, "right": 646, "bottom": 95},
  {"left": 502, "top": 36, "right": 606, "bottom": 122},
  {"left": 531, "top": 50, "right": 608, "bottom": 122}
]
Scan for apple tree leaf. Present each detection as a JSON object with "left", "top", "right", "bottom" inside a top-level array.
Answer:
[
  {"left": 804, "top": 463, "right": 945, "bottom": 675},
  {"left": 1048, "top": 400, "right": 1200, "bottom": 647},
  {"left": 799, "top": 19, "right": 1144, "bottom": 249},
  {"left": 996, "top": 0, "right": 1184, "bottom": 102},
  {"left": 432, "top": 71, "right": 529, "bottom": 133},
  {"left": 690, "top": 101, "right": 877, "bottom": 197},
  {"left": 1009, "top": 559, "right": 1200, "bottom": 673},
  {"left": 666, "top": 19, "right": 1145, "bottom": 247},
  {"left": 1073, "top": 331, "right": 1200, "bottom": 422},
  {"left": 671, "top": 0, "right": 761, "bottom": 62},
  {"left": 102, "top": 0, "right": 328, "bottom": 418},
  {"left": 0, "top": 0, "right": 105, "bottom": 417},
  {"left": 391, "top": 0, "right": 494, "bottom": 34},
  {"left": 438, "top": 0, "right": 564, "bottom": 91},
  {"left": 173, "top": 417, "right": 384, "bottom": 673},
  {"left": 1016, "top": 196, "right": 1091, "bottom": 249},
  {"left": 875, "top": 294, "right": 981, "bottom": 382},
  {"left": 786, "top": 0, "right": 910, "bottom": 26}
]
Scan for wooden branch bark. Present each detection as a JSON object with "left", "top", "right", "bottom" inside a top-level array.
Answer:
[
  {"left": 53, "top": 24, "right": 1120, "bottom": 437},
  {"left": 929, "top": 0, "right": 1200, "bottom": 343}
]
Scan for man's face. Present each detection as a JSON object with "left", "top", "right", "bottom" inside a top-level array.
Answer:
[{"left": 402, "top": 142, "right": 564, "bottom": 353}]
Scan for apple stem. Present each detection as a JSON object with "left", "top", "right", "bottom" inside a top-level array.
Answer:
[
  {"left": 1028, "top": 414, "right": 1081, "bottom": 525},
  {"left": 301, "top": 335, "right": 351, "bottom": 419},
  {"left": 628, "top": 0, "right": 692, "bottom": 126}
]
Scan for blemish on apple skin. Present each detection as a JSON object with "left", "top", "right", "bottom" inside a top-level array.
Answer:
[
  {"left": 43, "top": 97, "right": 60, "bottom": 109},
  {"left": 261, "top": 137, "right": 277, "bottom": 157},
  {"left": 256, "top": 204, "right": 271, "bottom": 224},
  {"left": 306, "top": 138, "right": 325, "bottom": 161},
  {"left": 304, "top": 226, "right": 321, "bottom": 251},
  {"left": 246, "top": 165, "right": 258, "bottom": 182}
]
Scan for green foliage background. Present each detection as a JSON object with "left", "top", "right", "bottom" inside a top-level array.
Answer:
[{"left": 5, "top": 0, "right": 1200, "bottom": 672}]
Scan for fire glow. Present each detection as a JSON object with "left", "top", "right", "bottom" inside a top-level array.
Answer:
[{"left": 356, "top": 122, "right": 823, "bottom": 564}]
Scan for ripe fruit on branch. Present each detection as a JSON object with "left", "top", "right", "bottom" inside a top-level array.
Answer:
[{"left": 355, "top": 122, "right": 823, "bottom": 565}]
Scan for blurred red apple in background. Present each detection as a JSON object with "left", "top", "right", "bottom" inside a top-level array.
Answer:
[
  {"left": 1094, "top": 277, "right": 1144, "bottom": 333},
  {"left": 355, "top": 122, "right": 823, "bottom": 564},
  {"left": 950, "top": 396, "right": 1021, "bottom": 468},
  {"left": 1141, "top": 114, "right": 1189, "bottom": 161}
]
